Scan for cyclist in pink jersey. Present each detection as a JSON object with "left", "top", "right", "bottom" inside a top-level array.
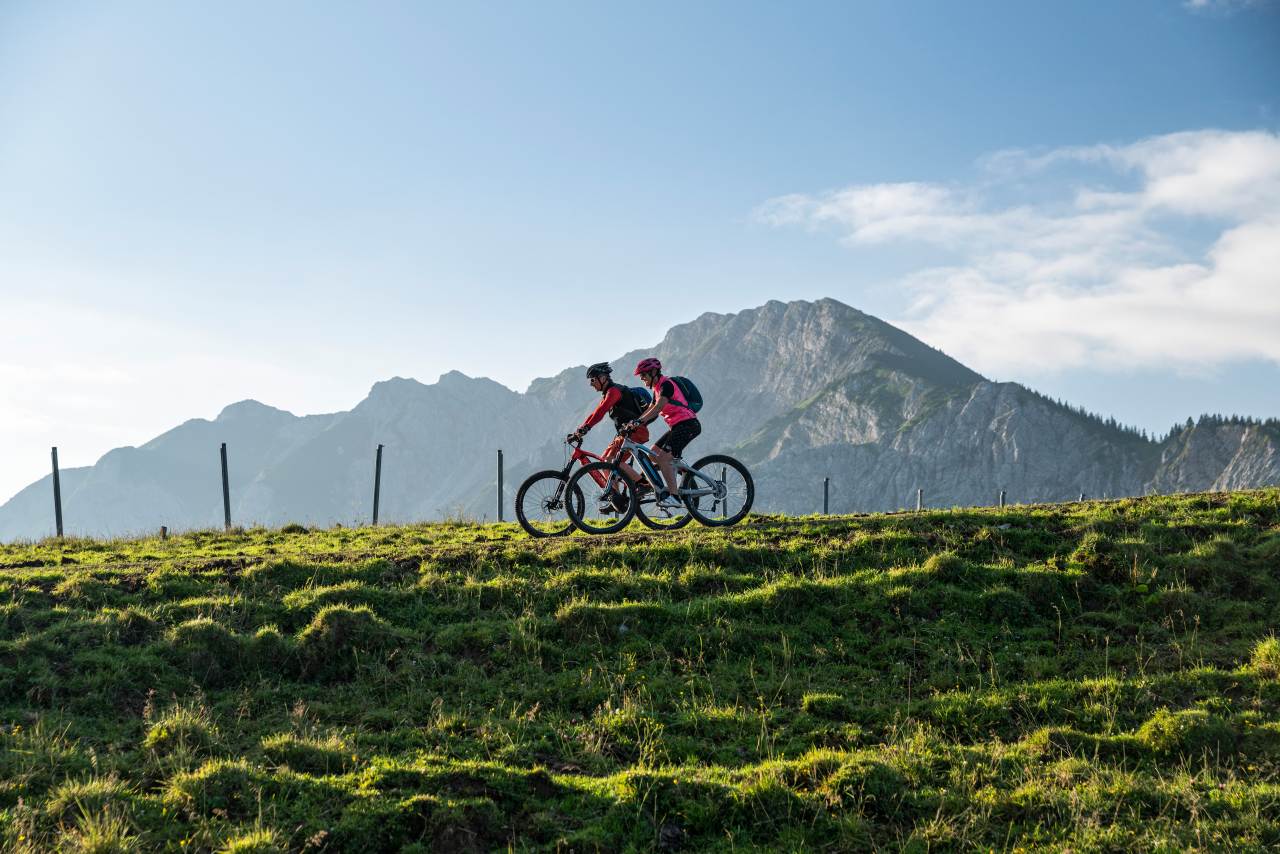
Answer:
[{"left": 625, "top": 357, "right": 701, "bottom": 509}]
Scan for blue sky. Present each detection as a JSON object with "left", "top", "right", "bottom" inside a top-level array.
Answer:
[{"left": 1, "top": 1, "right": 1278, "bottom": 502}]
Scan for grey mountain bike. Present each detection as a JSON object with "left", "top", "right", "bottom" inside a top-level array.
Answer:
[{"left": 564, "top": 427, "right": 754, "bottom": 535}]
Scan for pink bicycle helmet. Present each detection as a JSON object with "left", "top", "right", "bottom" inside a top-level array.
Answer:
[{"left": 634, "top": 357, "right": 662, "bottom": 376}]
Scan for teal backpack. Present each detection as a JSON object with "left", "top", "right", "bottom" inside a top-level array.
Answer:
[{"left": 670, "top": 376, "right": 703, "bottom": 413}]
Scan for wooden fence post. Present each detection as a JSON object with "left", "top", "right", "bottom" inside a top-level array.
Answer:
[
  {"left": 51, "top": 447, "right": 64, "bottom": 538},
  {"left": 372, "top": 444, "right": 384, "bottom": 525},
  {"left": 496, "top": 450, "right": 504, "bottom": 523},
  {"left": 823, "top": 477, "right": 829, "bottom": 515},
  {"left": 220, "top": 443, "right": 231, "bottom": 531}
]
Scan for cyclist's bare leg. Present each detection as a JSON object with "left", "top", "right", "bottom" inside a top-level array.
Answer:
[{"left": 652, "top": 446, "right": 680, "bottom": 495}]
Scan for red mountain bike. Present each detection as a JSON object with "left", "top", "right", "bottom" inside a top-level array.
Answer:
[{"left": 514, "top": 436, "right": 695, "bottom": 537}]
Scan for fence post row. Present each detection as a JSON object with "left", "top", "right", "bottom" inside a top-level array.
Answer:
[
  {"left": 51, "top": 446, "right": 64, "bottom": 538},
  {"left": 372, "top": 444, "right": 384, "bottom": 526},
  {"left": 220, "top": 443, "right": 231, "bottom": 532},
  {"left": 35, "top": 448, "right": 1122, "bottom": 535},
  {"left": 496, "top": 449, "right": 504, "bottom": 523}
]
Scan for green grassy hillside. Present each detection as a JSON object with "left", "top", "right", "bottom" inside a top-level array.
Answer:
[{"left": 2, "top": 492, "right": 1279, "bottom": 852}]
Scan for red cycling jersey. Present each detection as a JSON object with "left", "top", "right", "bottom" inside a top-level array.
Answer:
[
  {"left": 578, "top": 385, "right": 622, "bottom": 433},
  {"left": 579, "top": 385, "right": 648, "bottom": 448}
]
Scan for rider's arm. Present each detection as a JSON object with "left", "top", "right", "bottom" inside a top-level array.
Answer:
[
  {"left": 636, "top": 394, "right": 670, "bottom": 426},
  {"left": 579, "top": 386, "right": 622, "bottom": 434}
]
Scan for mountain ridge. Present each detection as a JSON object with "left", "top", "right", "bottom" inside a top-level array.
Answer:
[{"left": 2, "top": 298, "right": 1277, "bottom": 539}]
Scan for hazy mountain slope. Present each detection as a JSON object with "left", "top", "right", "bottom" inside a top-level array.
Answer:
[
  {"left": 0, "top": 467, "right": 92, "bottom": 542},
  {"left": 1, "top": 298, "right": 1276, "bottom": 540}
]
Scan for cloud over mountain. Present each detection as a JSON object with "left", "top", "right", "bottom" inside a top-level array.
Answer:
[{"left": 756, "top": 129, "right": 1280, "bottom": 375}]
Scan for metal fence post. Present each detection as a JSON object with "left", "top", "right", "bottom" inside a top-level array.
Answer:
[
  {"left": 372, "top": 444, "right": 384, "bottom": 525},
  {"left": 220, "top": 443, "right": 231, "bottom": 531},
  {"left": 916, "top": 488, "right": 923, "bottom": 512},
  {"left": 999, "top": 489, "right": 1006, "bottom": 508},
  {"left": 496, "top": 449, "right": 504, "bottom": 522},
  {"left": 1079, "top": 492, "right": 1086, "bottom": 502},
  {"left": 823, "top": 477, "right": 829, "bottom": 515},
  {"left": 51, "top": 447, "right": 64, "bottom": 538}
]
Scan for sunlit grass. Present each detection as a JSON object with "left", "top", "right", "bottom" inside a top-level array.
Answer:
[{"left": 1, "top": 490, "right": 1278, "bottom": 849}]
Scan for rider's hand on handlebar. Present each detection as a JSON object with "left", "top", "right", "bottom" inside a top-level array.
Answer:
[
  {"left": 623, "top": 421, "right": 642, "bottom": 434},
  {"left": 566, "top": 430, "right": 584, "bottom": 444}
]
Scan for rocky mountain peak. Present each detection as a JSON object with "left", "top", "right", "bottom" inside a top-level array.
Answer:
[{"left": 215, "top": 400, "right": 295, "bottom": 422}]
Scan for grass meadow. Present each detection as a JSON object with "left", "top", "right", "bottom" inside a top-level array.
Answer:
[{"left": 1, "top": 491, "right": 1278, "bottom": 851}]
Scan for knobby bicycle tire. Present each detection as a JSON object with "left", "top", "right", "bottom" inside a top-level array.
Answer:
[
  {"left": 683, "top": 454, "right": 754, "bottom": 527},
  {"left": 565, "top": 461, "right": 637, "bottom": 534},
  {"left": 515, "top": 470, "right": 582, "bottom": 538}
]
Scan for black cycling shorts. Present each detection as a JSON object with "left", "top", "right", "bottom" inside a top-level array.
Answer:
[{"left": 655, "top": 418, "right": 701, "bottom": 458}]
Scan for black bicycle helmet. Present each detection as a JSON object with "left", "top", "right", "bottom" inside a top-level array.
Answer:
[{"left": 585, "top": 362, "right": 613, "bottom": 378}]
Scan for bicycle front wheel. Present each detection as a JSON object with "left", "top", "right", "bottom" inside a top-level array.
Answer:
[
  {"left": 635, "top": 485, "right": 693, "bottom": 530},
  {"left": 515, "top": 470, "right": 583, "bottom": 538},
  {"left": 566, "top": 461, "right": 637, "bottom": 534},
  {"left": 683, "top": 454, "right": 754, "bottom": 527}
]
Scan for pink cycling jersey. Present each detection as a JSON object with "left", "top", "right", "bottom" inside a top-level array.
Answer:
[{"left": 655, "top": 376, "right": 697, "bottom": 427}]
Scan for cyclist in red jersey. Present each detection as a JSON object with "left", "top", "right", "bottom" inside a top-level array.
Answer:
[
  {"left": 625, "top": 357, "right": 700, "bottom": 509},
  {"left": 568, "top": 363, "right": 650, "bottom": 503}
]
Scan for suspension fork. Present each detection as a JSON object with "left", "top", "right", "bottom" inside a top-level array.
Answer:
[{"left": 554, "top": 443, "right": 592, "bottom": 503}]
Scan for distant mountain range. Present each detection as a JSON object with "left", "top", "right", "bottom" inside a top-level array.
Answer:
[{"left": 3, "top": 298, "right": 1278, "bottom": 540}]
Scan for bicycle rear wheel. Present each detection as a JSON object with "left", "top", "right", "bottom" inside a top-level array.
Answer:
[
  {"left": 683, "top": 454, "right": 754, "bottom": 527},
  {"left": 515, "top": 470, "right": 583, "bottom": 538},
  {"left": 565, "top": 461, "right": 637, "bottom": 534}
]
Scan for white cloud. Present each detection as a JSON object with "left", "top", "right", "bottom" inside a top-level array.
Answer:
[
  {"left": 1183, "top": 0, "right": 1271, "bottom": 14},
  {"left": 755, "top": 129, "right": 1280, "bottom": 375}
]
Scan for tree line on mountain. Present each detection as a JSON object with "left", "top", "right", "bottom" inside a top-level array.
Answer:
[
  {"left": 1165, "top": 414, "right": 1280, "bottom": 439},
  {"left": 1025, "top": 386, "right": 1277, "bottom": 445}
]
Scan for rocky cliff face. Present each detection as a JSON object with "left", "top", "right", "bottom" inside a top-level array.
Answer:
[
  {"left": 1148, "top": 421, "right": 1280, "bottom": 495},
  {"left": 2, "top": 298, "right": 1276, "bottom": 539}
]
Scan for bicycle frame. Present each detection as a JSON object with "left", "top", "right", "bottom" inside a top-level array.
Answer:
[
  {"left": 562, "top": 440, "right": 610, "bottom": 487},
  {"left": 613, "top": 434, "right": 725, "bottom": 503},
  {"left": 559, "top": 433, "right": 726, "bottom": 510}
]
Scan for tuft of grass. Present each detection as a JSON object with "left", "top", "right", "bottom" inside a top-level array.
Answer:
[
  {"left": 801, "top": 692, "right": 855, "bottom": 722},
  {"left": 168, "top": 617, "right": 244, "bottom": 684},
  {"left": 1251, "top": 634, "right": 1280, "bottom": 678},
  {"left": 260, "top": 732, "right": 353, "bottom": 775},
  {"left": 1136, "top": 708, "right": 1236, "bottom": 759},
  {"left": 163, "top": 759, "right": 260, "bottom": 819},
  {"left": 56, "top": 807, "right": 135, "bottom": 854},
  {"left": 296, "top": 604, "right": 396, "bottom": 681},
  {"left": 44, "top": 776, "right": 132, "bottom": 825},
  {"left": 144, "top": 703, "right": 220, "bottom": 757},
  {"left": 218, "top": 825, "right": 283, "bottom": 853}
]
